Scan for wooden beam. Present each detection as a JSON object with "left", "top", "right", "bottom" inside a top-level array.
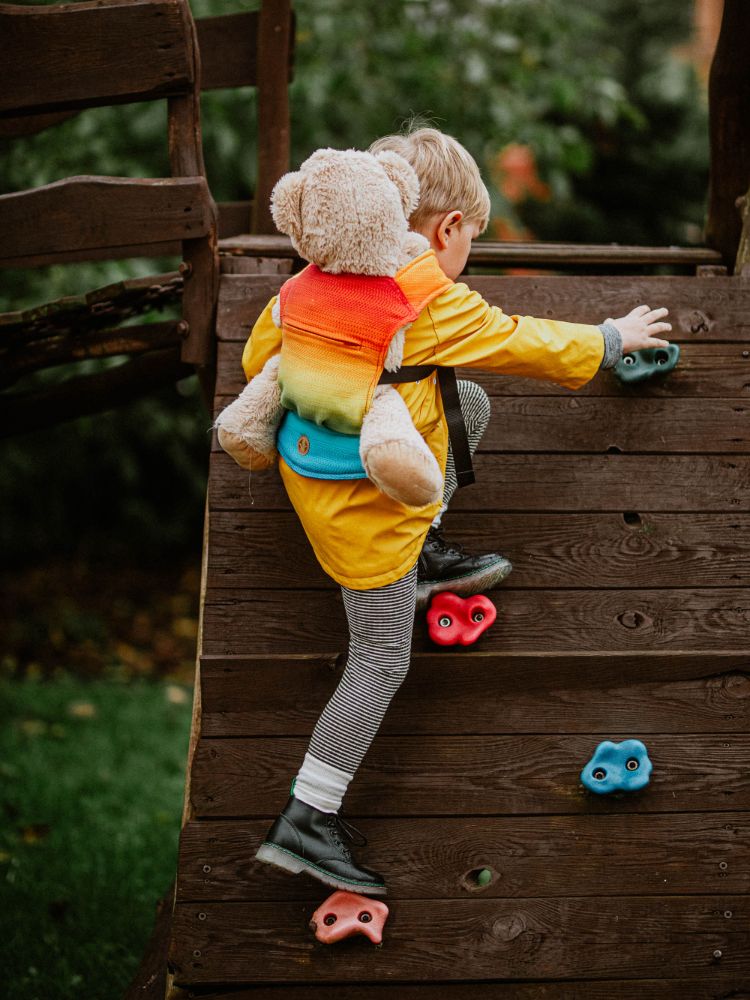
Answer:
[
  {"left": 196, "top": 12, "right": 259, "bottom": 91},
  {"left": 218, "top": 233, "right": 724, "bottom": 267},
  {"left": 251, "top": 0, "right": 292, "bottom": 234},
  {"left": 0, "top": 176, "right": 213, "bottom": 267},
  {"left": 706, "top": 0, "right": 750, "bottom": 269},
  {"left": 195, "top": 11, "right": 295, "bottom": 92},
  {"left": 0, "top": 0, "right": 193, "bottom": 118}
]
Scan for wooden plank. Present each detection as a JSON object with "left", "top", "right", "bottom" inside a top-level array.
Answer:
[
  {"left": 218, "top": 234, "right": 724, "bottom": 267},
  {"left": 0, "top": 0, "right": 193, "bottom": 117},
  {"left": 196, "top": 12, "right": 258, "bottom": 90},
  {"left": 168, "top": 895, "right": 749, "bottom": 985},
  {"left": 198, "top": 651, "right": 750, "bottom": 737},
  {"left": 212, "top": 394, "right": 750, "bottom": 453},
  {"left": 190, "top": 734, "right": 750, "bottom": 817},
  {"left": 0, "top": 176, "right": 212, "bottom": 267},
  {"left": 216, "top": 201, "right": 253, "bottom": 239},
  {"left": 167, "top": 982, "right": 750, "bottom": 1000},
  {"left": 197, "top": 11, "right": 293, "bottom": 92},
  {"left": 177, "top": 812, "right": 750, "bottom": 901},
  {"left": 204, "top": 511, "right": 750, "bottom": 592},
  {"left": 214, "top": 273, "right": 750, "bottom": 342},
  {"left": 2, "top": 323, "right": 183, "bottom": 384},
  {"left": 706, "top": 0, "right": 750, "bottom": 269},
  {"left": 216, "top": 338, "right": 750, "bottom": 397},
  {"left": 252, "top": 0, "right": 292, "bottom": 234},
  {"left": 201, "top": 585, "right": 750, "bottom": 655},
  {"left": 208, "top": 450, "right": 750, "bottom": 513}
]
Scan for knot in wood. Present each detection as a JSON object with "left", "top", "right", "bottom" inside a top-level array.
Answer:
[
  {"left": 617, "top": 610, "right": 649, "bottom": 629},
  {"left": 492, "top": 913, "right": 527, "bottom": 942},
  {"left": 689, "top": 310, "right": 709, "bottom": 334}
]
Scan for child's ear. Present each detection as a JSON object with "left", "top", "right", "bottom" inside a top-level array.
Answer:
[
  {"left": 270, "top": 171, "right": 304, "bottom": 240},
  {"left": 374, "top": 150, "right": 420, "bottom": 218}
]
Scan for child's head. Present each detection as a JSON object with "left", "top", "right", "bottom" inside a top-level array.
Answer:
[{"left": 369, "top": 126, "right": 490, "bottom": 279}]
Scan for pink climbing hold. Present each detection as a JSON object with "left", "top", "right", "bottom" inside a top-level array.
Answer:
[
  {"left": 426, "top": 591, "right": 497, "bottom": 646},
  {"left": 309, "top": 890, "right": 390, "bottom": 945}
]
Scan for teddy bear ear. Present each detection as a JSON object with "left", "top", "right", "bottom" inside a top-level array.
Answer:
[
  {"left": 270, "top": 170, "right": 304, "bottom": 240},
  {"left": 374, "top": 150, "right": 420, "bottom": 218}
]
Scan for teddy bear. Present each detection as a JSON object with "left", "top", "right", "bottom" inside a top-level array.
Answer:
[{"left": 214, "top": 147, "right": 445, "bottom": 509}]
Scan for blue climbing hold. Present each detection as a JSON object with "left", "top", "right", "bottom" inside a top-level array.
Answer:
[
  {"left": 613, "top": 343, "right": 680, "bottom": 384},
  {"left": 580, "top": 739, "right": 652, "bottom": 794}
]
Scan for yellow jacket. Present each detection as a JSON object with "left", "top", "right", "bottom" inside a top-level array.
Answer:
[{"left": 242, "top": 251, "right": 605, "bottom": 590}]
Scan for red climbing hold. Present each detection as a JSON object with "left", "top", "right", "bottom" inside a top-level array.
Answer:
[
  {"left": 309, "top": 890, "right": 389, "bottom": 944},
  {"left": 426, "top": 591, "right": 497, "bottom": 646}
]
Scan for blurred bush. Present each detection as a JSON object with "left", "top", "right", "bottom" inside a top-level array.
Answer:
[{"left": 0, "top": 0, "right": 709, "bottom": 563}]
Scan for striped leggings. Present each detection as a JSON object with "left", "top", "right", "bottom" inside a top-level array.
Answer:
[{"left": 293, "top": 380, "right": 491, "bottom": 808}]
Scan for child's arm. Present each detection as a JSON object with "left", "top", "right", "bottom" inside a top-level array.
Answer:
[
  {"left": 241, "top": 295, "right": 283, "bottom": 381},
  {"left": 425, "top": 283, "right": 669, "bottom": 390}
]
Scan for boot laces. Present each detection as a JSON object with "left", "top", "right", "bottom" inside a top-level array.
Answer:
[
  {"left": 428, "top": 525, "right": 466, "bottom": 557},
  {"left": 326, "top": 811, "right": 368, "bottom": 857}
]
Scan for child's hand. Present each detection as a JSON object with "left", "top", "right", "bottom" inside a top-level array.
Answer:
[{"left": 605, "top": 305, "right": 671, "bottom": 355}]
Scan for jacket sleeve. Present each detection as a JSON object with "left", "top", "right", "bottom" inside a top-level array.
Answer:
[
  {"left": 241, "top": 295, "right": 282, "bottom": 382},
  {"left": 426, "top": 281, "right": 606, "bottom": 391}
]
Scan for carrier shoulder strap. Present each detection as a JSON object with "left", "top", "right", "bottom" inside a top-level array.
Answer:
[{"left": 378, "top": 365, "right": 475, "bottom": 489}]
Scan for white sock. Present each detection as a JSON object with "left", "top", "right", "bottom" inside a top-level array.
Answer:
[
  {"left": 292, "top": 752, "right": 354, "bottom": 813},
  {"left": 431, "top": 503, "right": 447, "bottom": 529}
]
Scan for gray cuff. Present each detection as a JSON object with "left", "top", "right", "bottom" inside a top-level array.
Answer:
[{"left": 597, "top": 322, "right": 623, "bottom": 369}]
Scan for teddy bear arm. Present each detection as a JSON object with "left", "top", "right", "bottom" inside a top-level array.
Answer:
[{"left": 360, "top": 385, "right": 442, "bottom": 508}]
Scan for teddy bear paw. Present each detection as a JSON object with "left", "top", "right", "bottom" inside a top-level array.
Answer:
[
  {"left": 365, "top": 440, "right": 443, "bottom": 508},
  {"left": 217, "top": 426, "right": 277, "bottom": 471}
]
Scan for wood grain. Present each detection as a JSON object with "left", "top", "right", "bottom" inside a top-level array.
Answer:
[
  {"left": 190, "top": 734, "right": 750, "bottom": 817},
  {"left": 198, "top": 652, "right": 750, "bottom": 737},
  {"left": 214, "top": 273, "right": 750, "bottom": 342},
  {"left": 213, "top": 393, "right": 750, "bottom": 452},
  {"left": 208, "top": 449, "right": 750, "bottom": 513},
  {"left": 216, "top": 338, "right": 750, "bottom": 397},
  {"left": 172, "top": 982, "right": 750, "bottom": 1000},
  {"left": 0, "top": 176, "right": 212, "bottom": 267},
  {"left": 218, "top": 233, "right": 724, "bottom": 267},
  {"left": 200, "top": 584, "right": 750, "bottom": 655},
  {"left": 0, "top": 0, "right": 193, "bottom": 117},
  {"left": 177, "top": 812, "right": 750, "bottom": 902},
  {"left": 168, "top": 894, "right": 749, "bottom": 985},
  {"left": 205, "top": 510, "right": 750, "bottom": 591}
]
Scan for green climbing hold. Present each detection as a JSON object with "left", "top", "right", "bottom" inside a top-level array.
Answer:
[{"left": 614, "top": 343, "right": 680, "bottom": 384}]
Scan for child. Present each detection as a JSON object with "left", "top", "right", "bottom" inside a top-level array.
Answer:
[{"left": 250, "top": 126, "right": 672, "bottom": 896}]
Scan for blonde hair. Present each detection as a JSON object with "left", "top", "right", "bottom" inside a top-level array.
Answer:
[{"left": 369, "top": 125, "right": 491, "bottom": 234}]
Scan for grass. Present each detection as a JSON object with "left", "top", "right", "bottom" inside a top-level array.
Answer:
[{"left": 0, "top": 674, "right": 193, "bottom": 999}]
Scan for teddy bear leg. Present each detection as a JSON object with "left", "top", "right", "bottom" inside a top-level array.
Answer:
[
  {"left": 214, "top": 355, "right": 284, "bottom": 471},
  {"left": 360, "top": 385, "right": 443, "bottom": 508}
]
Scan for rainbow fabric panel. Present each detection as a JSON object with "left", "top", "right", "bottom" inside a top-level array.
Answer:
[{"left": 277, "top": 266, "right": 418, "bottom": 434}]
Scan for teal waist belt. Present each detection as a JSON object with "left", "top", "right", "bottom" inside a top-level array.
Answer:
[{"left": 276, "top": 409, "right": 367, "bottom": 479}]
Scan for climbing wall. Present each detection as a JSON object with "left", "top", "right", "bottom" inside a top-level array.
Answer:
[{"left": 167, "top": 268, "right": 750, "bottom": 997}]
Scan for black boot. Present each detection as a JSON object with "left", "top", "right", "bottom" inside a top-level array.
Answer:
[
  {"left": 255, "top": 796, "right": 387, "bottom": 896},
  {"left": 416, "top": 525, "right": 512, "bottom": 610}
]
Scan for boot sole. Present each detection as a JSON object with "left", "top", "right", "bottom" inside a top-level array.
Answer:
[
  {"left": 255, "top": 842, "right": 388, "bottom": 897},
  {"left": 416, "top": 555, "right": 513, "bottom": 612}
]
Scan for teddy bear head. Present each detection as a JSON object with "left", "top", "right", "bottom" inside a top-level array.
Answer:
[{"left": 270, "top": 147, "right": 426, "bottom": 277}]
